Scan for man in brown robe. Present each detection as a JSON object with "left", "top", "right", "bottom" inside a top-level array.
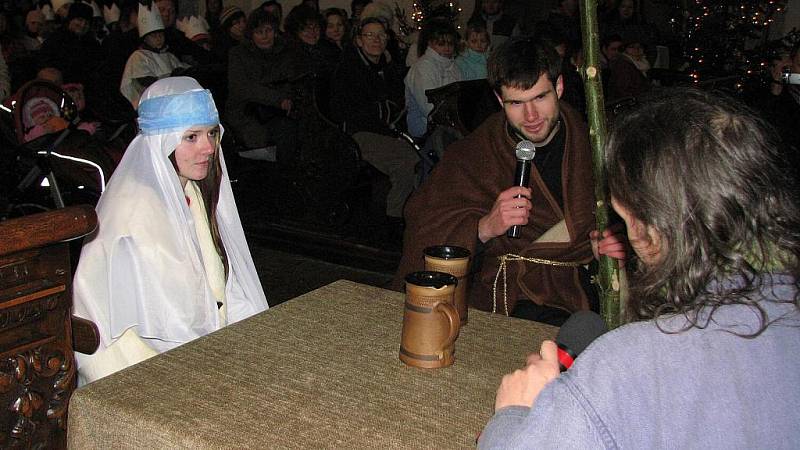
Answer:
[{"left": 394, "top": 37, "right": 599, "bottom": 319}]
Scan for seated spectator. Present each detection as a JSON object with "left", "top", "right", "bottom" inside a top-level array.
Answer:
[
  {"left": 38, "top": 2, "right": 104, "bottom": 87},
  {"left": 479, "top": 87, "right": 800, "bottom": 450},
  {"left": 599, "top": 33, "right": 623, "bottom": 70},
  {"left": 456, "top": 19, "right": 490, "bottom": 81},
  {"left": 545, "top": 0, "right": 580, "bottom": 50},
  {"left": 155, "top": 0, "right": 213, "bottom": 65},
  {"left": 20, "top": 9, "right": 45, "bottom": 52},
  {"left": 360, "top": 2, "right": 405, "bottom": 66},
  {"left": 606, "top": 37, "right": 650, "bottom": 103},
  {"left": 225, "top": 8, "right": 306, "bottom": 163},
  {"left": 203, "top": 0, "right": 222, "bottom": 31},
  {"left": 751, "top": 43, "right": 800, "bottom": 154},
  {"left": 322, "top": 7, "right": 348, "bottom": 54},
  {"left": 256, "top": 1, "right": 284, "bottom": 33},
  {"left": 404, "top": 18, "right": 461, "bottom": 139},
  {"left": 72, "top": 76, "right": 268, "bottom": 385},
  {"left": 330, "top": 17, "right": 417, "bottom": 226},
  {"left": 470, "top": 0, "right": 517, "bottom": 51},
  {"left": 285, "top": 4, "right": 338, "bottom": 80},
  {"left": 601, "top": 0, "right": 659, "bottom": 61},
  {"left": 120, "top": 2, "right": 189, "bottom": 108},
  {"left": 212, "top": 5, "right": 246, "bottom": 64},
  {"left": 102, "top": 0, "right": 141, "bottom": 85}
]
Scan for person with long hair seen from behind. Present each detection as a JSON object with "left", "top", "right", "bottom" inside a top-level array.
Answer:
[
  {"left": 72, "top": 77, "right": 268, "bottom": 385},
  {"left": 479, "top": 87, "right": 800, "bottom": 448}
]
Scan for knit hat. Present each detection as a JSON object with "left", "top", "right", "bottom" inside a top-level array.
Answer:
[
  {"left": 219, "top": 5, "right": 244, "bottom": 27},
  {"left": 67, "top": 2, "right": 94, "bottom": 22},
  {"left": 137, "top": 2, "right": 164, "bottom": 37},
  {"left": 51, "top": 0, "right": 74, "bottom": 15},
  {"left": 103, "top": 2, "right": 121, "bottom": 24},
  {"left": 176, "top": 16, "right": 210, "bottom": 42}
]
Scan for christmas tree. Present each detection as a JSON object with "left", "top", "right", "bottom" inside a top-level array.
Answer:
[{"left": 659, "top": 0, "right": 790, "bottom": 90}]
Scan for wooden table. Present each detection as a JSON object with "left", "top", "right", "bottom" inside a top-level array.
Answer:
[{"left": 67, "top": 280, "right": 556, "bottom": 449}]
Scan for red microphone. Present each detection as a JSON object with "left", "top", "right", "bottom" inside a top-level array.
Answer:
[{"left": 555, "top": 311, "right": 607, "bottom": 372}]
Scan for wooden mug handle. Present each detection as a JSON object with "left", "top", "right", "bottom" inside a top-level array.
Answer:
[{"left": 434, "top": 301, "right": 460, "bottom": 348}]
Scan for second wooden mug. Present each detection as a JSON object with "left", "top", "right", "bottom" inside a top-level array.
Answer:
[
  {"left": 399, "top": 271, "right": 460, "bottom": 369},
  {"left": 423, "top": 245, "right": 471, "bottom": 325}
]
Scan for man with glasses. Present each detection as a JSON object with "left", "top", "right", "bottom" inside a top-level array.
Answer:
[
  {"left": 330, "top": 17, "right": 418, "bottom": 236},
  {"left": 395, "top": 37, "right": 613, "bottom": 325}
]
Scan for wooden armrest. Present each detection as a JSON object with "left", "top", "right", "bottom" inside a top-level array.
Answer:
[
  {"left": 0, "top": 205, "right": 97, "bottom": 256},
  {"left": 71, "top": 316, "right": 100, "bottom": 355}
]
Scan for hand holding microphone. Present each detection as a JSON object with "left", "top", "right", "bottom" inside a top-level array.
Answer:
[
  {"left": 507, "top": 140, "right": 536, "bottom": 238},
  {"left": 493, "top": 311, "right": 608, "bottom": 412},
  {"left": 477, "top": 140, "right": 536, "bottom": 243}
]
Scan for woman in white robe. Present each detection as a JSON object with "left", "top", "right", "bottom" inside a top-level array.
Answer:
[{"left": 72, "top": 76, "right": 269, "bottom": 385}]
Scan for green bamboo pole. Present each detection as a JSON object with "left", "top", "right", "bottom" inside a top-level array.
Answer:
[{"left": 578, "top": 0, "right": 624, "bottom": 329}]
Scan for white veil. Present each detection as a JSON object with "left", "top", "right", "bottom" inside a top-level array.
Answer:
[{"left": 72, "top": 77, "right": 268, "bottom": 353}]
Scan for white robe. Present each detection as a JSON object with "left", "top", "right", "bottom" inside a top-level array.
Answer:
[
  {"left": 73, "top": 77, "right": 268, "bottom": 384},
  {"left": 120, "top": 48, "right": 189, "bottom": 108}
]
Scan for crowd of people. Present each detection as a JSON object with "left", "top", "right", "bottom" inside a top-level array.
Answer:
[{"left": 0, "top": 0, "right": 714, "bottom": 218}]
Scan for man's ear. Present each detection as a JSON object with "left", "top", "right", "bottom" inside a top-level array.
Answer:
[
  {"left": 555, "top": 75, "right": 564, "bottom": 99},
  {"left": 495, "top": 91, "right": 503, "bottom": 107}
]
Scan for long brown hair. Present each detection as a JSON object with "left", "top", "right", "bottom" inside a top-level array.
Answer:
[
  {"left": 606, "top": 87, "right": 800, "bottom": 335},
  {"left": 169, "top": 132, "right": 228, "bottom": 279}
]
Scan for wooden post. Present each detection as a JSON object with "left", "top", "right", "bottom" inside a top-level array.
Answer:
[{"left": 578, "top": 0, "right": 623, "bottom": 328}]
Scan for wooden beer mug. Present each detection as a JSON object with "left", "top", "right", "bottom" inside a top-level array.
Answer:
[
  {"left": 400, "top": 271, "right": 460, "bottom": 369},
  {"left": 424, "top": 245, "right": 471, "bottom": 325}
]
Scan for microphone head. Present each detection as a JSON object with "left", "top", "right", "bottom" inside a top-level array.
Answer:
[
  {"left": 556, "top": 311, "right": 607, "bottom": 359},
  {"left": 515, "top": 140, "right": 536, "bottom": 161}
]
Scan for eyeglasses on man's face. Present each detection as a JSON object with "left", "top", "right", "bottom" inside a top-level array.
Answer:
[{"left": 361, "top": 31, "right": 388, "bottom": 41}]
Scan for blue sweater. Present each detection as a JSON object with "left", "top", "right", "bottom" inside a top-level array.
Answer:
[{"left": 479, "top": 274, "right": 800, "bottom": 449}]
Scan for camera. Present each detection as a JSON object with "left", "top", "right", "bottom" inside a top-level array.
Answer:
[{"left": 781, "top": 68, "right": 800, "bottom": 85}]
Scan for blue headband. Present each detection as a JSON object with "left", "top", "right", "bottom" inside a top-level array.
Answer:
[{"left": 137, "top": 89, "right": 219, "bottom": 135}]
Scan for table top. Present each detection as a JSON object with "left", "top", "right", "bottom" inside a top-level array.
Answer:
[{"left": 68, "top": 280, "right": 557, "bottom": 449}]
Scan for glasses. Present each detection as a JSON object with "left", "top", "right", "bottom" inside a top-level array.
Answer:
[
  {"left": 303, "top": 24, "right": 321, "bottom": 32},
  {"left": 361, "top": 32, "right": 388, "bottom": 41}
]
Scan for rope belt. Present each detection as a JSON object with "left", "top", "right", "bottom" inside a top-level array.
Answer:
[{"left": 492, "top": 254, "right": 583, "bottom": 315}]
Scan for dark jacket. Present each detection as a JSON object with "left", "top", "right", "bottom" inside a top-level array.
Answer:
[
  {"left": 225, "top": 38, "right": 306, "bottom": 148},
  {"left": 329, "top": 46, "right": 406, "bottom": 136},
  {"left": 38, "top": 28, "right": 104, "bottom": 85}
]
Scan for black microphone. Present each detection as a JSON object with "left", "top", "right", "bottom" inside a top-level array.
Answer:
[
  {"left": 507, "top": 140, "right": 536, "bottom": 238},
  {"left": 555, "top": 311, "right": 607, "bottom": 372}
]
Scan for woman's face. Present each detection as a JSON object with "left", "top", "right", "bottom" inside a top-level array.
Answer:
[
  {"left": 325, "top": 14, "right": 345, "bottom": 44},
  {"left": 298, "top": 20, "right": 320, "bottom": 45},
  {"left": 229, "top": 16, "right": 246, "bottom": 40},
  {"left": 356, "top": 22, "right": 387, "bottom": 62},
  {"left": 174, "top": 125, "right": 220, "bottom": 187},
  {"left": 252, "top": 23, "right": 276, "bottom": 49}
]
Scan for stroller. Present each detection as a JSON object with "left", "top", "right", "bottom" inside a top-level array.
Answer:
[{"left": 0, "top": 80, "right": 118, "bottom": 217}]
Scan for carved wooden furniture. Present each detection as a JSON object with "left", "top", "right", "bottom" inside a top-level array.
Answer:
[
  {"left": 68, "top": 280, "right": 557, "bottom": 449},
  {"left": 0, "top": 206, "right": 98, "bottom": 449}
]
